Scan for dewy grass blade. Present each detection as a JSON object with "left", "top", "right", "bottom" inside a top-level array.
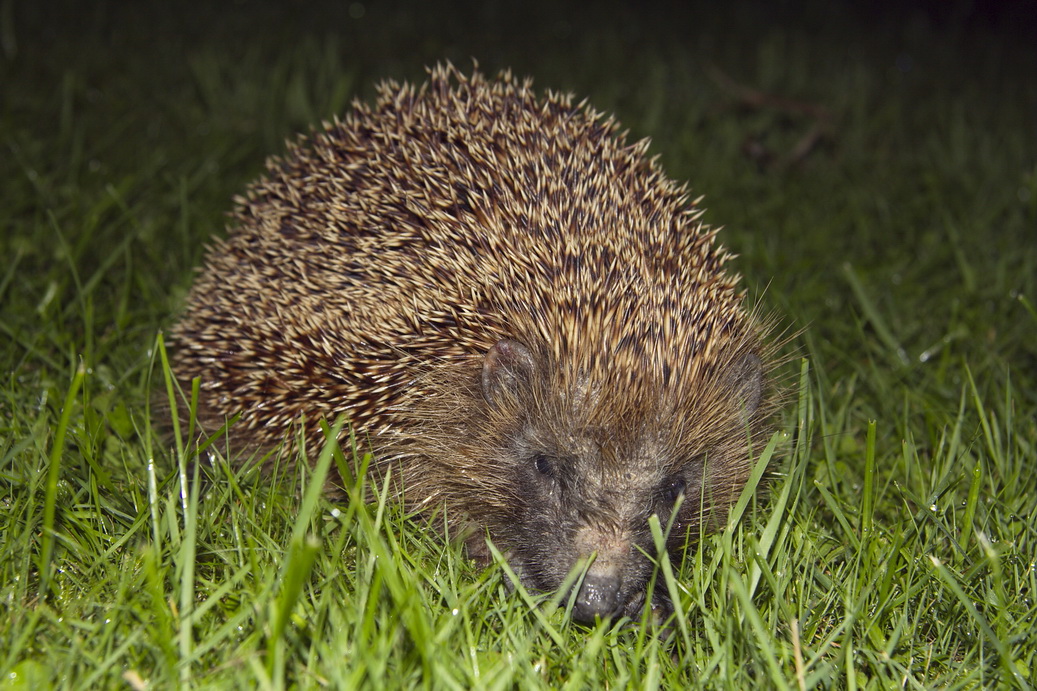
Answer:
[
  {"left": 728, "top": 570, "right": 789, "bottom": 690},
  {"left": 39, "top": 360, "right": 85, "bottom": 598},
  {"left": 861, "top": 419, "right": 877, "bottom": 537},
  {"left": 841, "top": 262, "right": 909, "bottom": 366},
  {"left": 267, "top": 535, "right": 321, "bottom": 681},
  {"left": 961, "top": 459, "right": 982, "bottom": 561},
  {"left": 176, "top": 457, "right": 201, "bottom": 685},
  {"left": 484, "top": 540, "right": 565, "bottom": 648},
  {"left": 263, "top": 419, "right": 345, "bottom": 678},
  {"left": 156, "top": 333, "right": 184, "bottom": 461},
  {"left": 726, "top": 430, "right": 782, "bottom": 532},
  {"left": 929, "top": 556, "right": 1030, "bottom": 690}
]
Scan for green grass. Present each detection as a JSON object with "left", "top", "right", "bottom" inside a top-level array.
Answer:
[{"left": 2, "top": 1, "right": 1035, "bottom": 688}]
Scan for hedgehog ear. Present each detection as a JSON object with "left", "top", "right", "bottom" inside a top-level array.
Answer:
[
  {"left": 482, "top": 339, "right": 536, "bottom": 407},
  {"left": 728, "top": 352, "right": 764, "bottom": 420}
]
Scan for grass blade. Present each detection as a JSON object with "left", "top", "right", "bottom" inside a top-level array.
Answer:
[{"left": 39, "top": 360, "right": 85, "bottom": 597}]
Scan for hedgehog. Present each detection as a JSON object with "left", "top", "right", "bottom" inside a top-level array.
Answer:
[{"left": 168, "top": 63, "right": 776, "bottom": 623}]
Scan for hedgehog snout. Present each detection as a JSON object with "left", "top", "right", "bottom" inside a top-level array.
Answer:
[
  {"left": 568, "top": 522, "right": 638, "bottom": 623},
  {"left": 572, "top": 572, "right": 623, "bottom": 623}
]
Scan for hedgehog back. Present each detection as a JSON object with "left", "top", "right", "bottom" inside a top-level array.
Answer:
[{"left": 170, "top": 65, "right": 748, "bottom": 464}]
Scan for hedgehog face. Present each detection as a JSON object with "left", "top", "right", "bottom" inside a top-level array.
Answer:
[
  {"left": 478, "top": 338, "right": 763, "bottom": 623},
  {"left": 495, "top": 411, "right": 699, "bottom": 623}
]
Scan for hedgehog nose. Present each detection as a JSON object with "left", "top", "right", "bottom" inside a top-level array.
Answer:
[{"left": 572, "top": 573, "right": 621, "bottom": 623}]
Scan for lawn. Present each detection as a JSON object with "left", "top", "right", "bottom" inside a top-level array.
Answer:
[{"left": 1, "top": 1, "right": 1035, "bottom": 688}]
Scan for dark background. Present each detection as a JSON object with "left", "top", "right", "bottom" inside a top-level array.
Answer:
[{"left": 2, "top": 0, "right": 1034, "bottom": 388}]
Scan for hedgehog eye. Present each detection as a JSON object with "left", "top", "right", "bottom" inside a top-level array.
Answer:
[
  {"left": 533, "top": 454, "right": 554, "bottom": 477},
  {"left": 662, "top": 476, "right": 686, "bottom": 503}
]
